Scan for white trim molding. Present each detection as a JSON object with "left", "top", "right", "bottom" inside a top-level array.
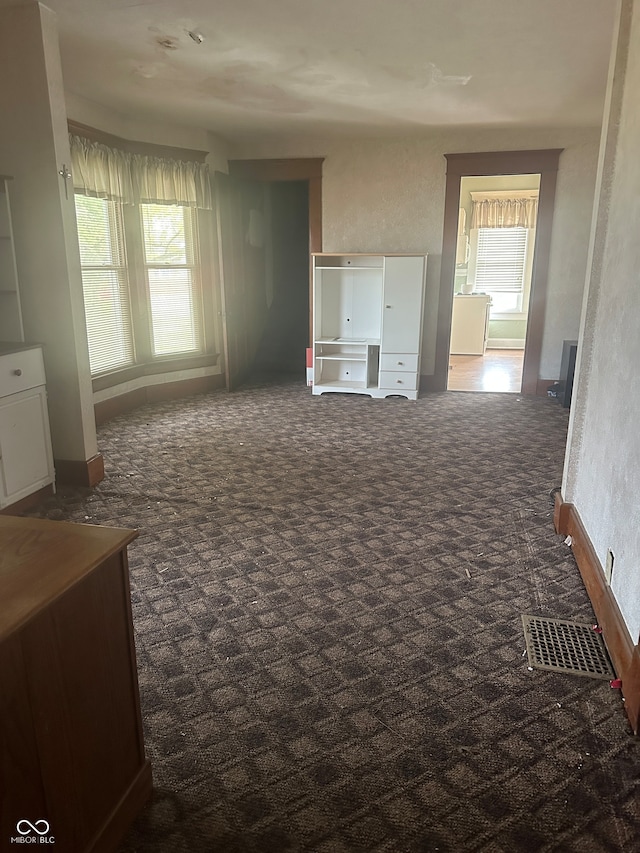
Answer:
[{"left": 487, "top": 338, "right": 525, "bottom": 349}]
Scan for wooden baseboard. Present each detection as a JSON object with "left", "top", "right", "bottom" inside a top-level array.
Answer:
[
  {"left": 87, "top": 760, "right": 152, "bottom": 853},
  {"left": 419, "top": 374, "right": 442, "bottom": 393},
  {"left": 94, "top": 375, "right": 225, "bottom": 425},
  {"left": 146, "top": 375, "right": 224, "bottom": 403},
  {"left": 0, "top": 484, "right": 55, "bottom": 515},
  {"left": 95, "top": 388, "right": 148, "bottom": 425},
  {"left": 554, "top": 492, "right": 640, "bottom": 734},
  {"left": 487, "top": 339, "right": 525, "bottom": 349},
  {"left": 537, "top": 379, "right": 556, "bottom": 397},
  {"left": 55, "top": 453, "right": 105, "bottom": 487}
]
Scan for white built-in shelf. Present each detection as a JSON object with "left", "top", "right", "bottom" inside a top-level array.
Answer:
[
  {"left": 315, "top": 265, "right": 383, "bottom": 271},
  {"left": 319, "top": 379, "right": 367, "bottom": 390},
  {"left": 315, "top": 337, "right": 380, "bottom": 345},
  {"left": 317, "top": 354, "right": 367, "bottom": 362}
]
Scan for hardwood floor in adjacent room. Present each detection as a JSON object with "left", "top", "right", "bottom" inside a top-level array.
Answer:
[{"left": 448, "top": 348, "right": 524, "bottom": 393}]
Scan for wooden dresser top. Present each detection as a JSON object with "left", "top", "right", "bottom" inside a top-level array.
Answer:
[{"left": 0, "top": 516, "right": 137, "bottom": 640}]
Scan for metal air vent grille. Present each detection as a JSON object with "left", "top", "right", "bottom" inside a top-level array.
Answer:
[{"left": 522, "top": 615, "right": 615, "bottom": 680}]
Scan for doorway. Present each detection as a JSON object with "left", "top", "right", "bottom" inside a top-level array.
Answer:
[
  {"left": 253, "top": 181, "right": 310, "bottom": 376},
  {"left": 447, "top": 173, "right": 540, "bottom": 393},
  {"left": 225, "top": 158, "right": 324, "bottom": 386},
  {"left": 433, "top": 149, "right": 562, "bottom": 395}
]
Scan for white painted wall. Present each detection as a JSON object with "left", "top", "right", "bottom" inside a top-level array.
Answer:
[
  {"left": 65, "top": 92, "right": 231, "bottom": 174},
  {"left": 563, "top": 0, "right": 640, "bottom": 640},
  {"left": 0, "top": 1, "right": 98, "bottom": 462},
  {"left": 231, "top": 127, "right": 600, "bottom": 377}
]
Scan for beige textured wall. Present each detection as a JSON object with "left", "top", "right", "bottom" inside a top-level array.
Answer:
[
  {"left": 564, "top": 0, "right": 640, "bottom": 639},
  {"left": 232, "top": 127, "right": 600, "bottom": 377}
]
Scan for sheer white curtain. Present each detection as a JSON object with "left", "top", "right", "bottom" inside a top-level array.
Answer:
[
  {"left": 132, "top": 154, "right": 212, "bottom": 209},
  {"left": 70, "top": 135, "right": 135, "bottom": 203},
  {"left": 470, "top": 194, "right": 538, "bottom": 229},
  {"left": 70, "top": 135, "right": 212, "bottom": 209}
]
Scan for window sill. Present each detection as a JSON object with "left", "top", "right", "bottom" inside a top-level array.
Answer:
[
  {"left": 490, "top": 312, "right": 528, "bottom": 321},
  {"left": 92, "top": 352, "right": 220, "bottom": 392}
]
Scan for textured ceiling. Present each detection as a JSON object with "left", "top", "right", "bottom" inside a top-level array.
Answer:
[{"left": 46, "top": 0, "right": 617, "bottom": 138}]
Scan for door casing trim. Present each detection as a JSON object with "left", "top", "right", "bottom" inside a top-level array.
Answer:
[{"left": 433, "top": 149, "right": 563, "bottom": 395}]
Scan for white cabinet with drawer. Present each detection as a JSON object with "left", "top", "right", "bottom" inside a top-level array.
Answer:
[
  {"left": 0, "top": 345, "right": 55, "bottom": 509},
  {"left": 379, "top": 369, "right": 419, "bottom": 392},
  {"left": 379, "top": 353, "right": 420, "bottom": 373},
  {"left": 312, "top": 254, "right": 426, "bottom": 400}
]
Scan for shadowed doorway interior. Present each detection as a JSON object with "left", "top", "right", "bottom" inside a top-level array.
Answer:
[{"left": 252, "top": 181, "right": 309, "bottom": 377}]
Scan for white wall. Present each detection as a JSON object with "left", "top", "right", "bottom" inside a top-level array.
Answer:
[
  {"left": 231, "top": 127, "right": 600, "bottom": 377},
  {"left": 563, "top": 0, "right": 640, "bottom": 640},
  {"left": 65, "top": 92, "right": 231, "bottom": 174},
  {"left": 0, "top": 2, "right": 98, "bottom": 463}
]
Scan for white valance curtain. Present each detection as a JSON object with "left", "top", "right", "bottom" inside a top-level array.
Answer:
[
  {"left": 470, "top": 195, "right": 538, "bottom": 229},
  {"left": 70, "top": 135, "right": 212, "bottom": 209}
]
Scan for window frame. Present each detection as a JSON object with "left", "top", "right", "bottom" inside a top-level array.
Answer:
[
  {"left": 139, "top": 202, "right": 205, "bottom": 360},
  {"left": 468, "top": 225, "right": 536, "bottom": 321},
  {"left": 74, "top": 194, "right": 217, "bottom": 388},
  {"left": 75, "top": 194, "right": 137, "bottom": 376}
]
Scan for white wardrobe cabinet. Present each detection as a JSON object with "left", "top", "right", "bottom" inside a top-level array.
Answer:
[{"left": 312, "top": 254, "right": 427, "bottom": 400}]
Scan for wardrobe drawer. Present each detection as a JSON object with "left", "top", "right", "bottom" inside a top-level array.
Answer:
[
  {"left": 379, "top": 370, "right": 418, "bottom": 392},
  {"left": 380, "top": 353, "right": 419, "bottom": 373},
  {"left": 0, "top": 347, "right": 45, "bottom": 397}
]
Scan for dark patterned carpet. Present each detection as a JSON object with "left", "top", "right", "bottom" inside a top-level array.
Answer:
[{"left": 28, "top": 377, "right": 640, "bottom": 852}]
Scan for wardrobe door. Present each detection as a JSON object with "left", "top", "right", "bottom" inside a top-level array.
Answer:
[{"left": 381, "top": 256, "right": 426, "bottom": 354}]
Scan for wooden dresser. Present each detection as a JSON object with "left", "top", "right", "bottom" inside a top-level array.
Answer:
[{"left": 0, "top": 516, "right": 151, "bottom": 851}]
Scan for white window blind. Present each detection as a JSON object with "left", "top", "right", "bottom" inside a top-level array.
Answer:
[
  {"left": 141, "top": 204, "right": 203, "bottom": 357},
  {"left": 475, "top": 227, "right": 528, "bottom": 293},
  {"left": 75, "top": 195, "right": 135, "bottom": 374}
]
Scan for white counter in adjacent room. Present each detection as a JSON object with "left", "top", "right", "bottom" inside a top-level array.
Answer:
[{"left": 450, "top": 294, "right": 491, "bottom": 356}]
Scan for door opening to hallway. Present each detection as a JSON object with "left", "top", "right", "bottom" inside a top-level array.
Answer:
[{"left": 447, "top": 173, "right": 539, "bottom": 393}]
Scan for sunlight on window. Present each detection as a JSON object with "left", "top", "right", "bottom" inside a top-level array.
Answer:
[
  {"left": 75, "top": 195, "right": 134, "bottom": 374},
  {"left": 141, "top": 203, "right": 201, "bottom": 357}
]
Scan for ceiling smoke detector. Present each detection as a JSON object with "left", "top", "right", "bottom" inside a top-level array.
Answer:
[{"left": 187, "top": 30, "right": 204, "bottom": 44}]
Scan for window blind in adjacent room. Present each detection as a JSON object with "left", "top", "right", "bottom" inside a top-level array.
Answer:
[{"left": 475, "top": 227, "right": 528, "bottom": 294}]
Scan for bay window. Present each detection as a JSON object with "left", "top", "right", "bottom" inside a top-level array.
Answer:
[{"left": 71, "top": 131, "right": 212, "bottom": 379}]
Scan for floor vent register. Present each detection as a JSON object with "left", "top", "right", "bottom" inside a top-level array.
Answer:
[{"left": 522, "top": 614, "right": 616, "bottom": 680}]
